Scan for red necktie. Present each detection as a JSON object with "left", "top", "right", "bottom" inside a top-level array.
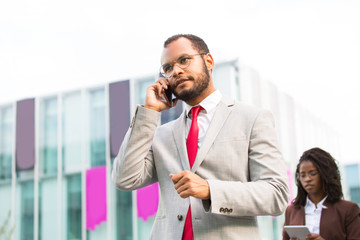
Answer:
[{"left": 182, "top": 106, "right": 202, "bottom": 240}]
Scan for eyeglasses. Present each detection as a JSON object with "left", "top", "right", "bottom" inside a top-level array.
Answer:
[
  {"left": 297, "top": 171, "right": 319, "bottom": 180},
  {"left": 160, "top": 53, "right": 207, "bottom": 78}
]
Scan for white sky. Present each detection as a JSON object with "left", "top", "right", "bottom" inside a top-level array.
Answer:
[{"left": 1, "top": 0, "right": 360, "bottom": 162}]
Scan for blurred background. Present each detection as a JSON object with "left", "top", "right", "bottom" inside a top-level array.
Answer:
[{"left": 0, "top": 0, "right": 359, "bottom": 239}]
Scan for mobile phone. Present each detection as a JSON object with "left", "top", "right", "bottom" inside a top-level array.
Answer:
[
  {"left": 163, "top": 87, "right": 173, "bottom": 107},
  {"left": 159, "top": 73, "right": 173, "bottom": 107},
  {"left": 284, "top": 225, "right": 311, "bottom": 240}
]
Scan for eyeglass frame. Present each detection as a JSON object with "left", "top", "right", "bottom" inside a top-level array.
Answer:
[
  {"left": 296, "top": 171, "right": 320, "bottom": 180},
  {"left": 159, "top": 53, "right": 208, "bottom": 78}
]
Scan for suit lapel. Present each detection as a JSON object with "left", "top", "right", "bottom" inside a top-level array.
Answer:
[
  {"left": 192, "top": 96, "right": 234, "bottom": 172},
  {"left": 172, "top": 111, "right": 190, "bottom": 170},
  {"left": 319, "top": 200, "right": 329, "bottom": 235},
  {"left": 299, "top": 206, "right": 306, "bottom": 225}
]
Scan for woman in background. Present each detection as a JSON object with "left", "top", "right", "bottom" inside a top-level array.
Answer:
[{"left": 283, "top": 147, "right": 360, "bottom": 240}]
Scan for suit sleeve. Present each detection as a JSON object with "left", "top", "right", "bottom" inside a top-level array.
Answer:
[
  {"left": 205, "top": 110, "right": 290, "bottom": 216},
  {"left": 345, "top": 202, "right": 360, "bottom": 238},
  {"left": 112, "top": 106, "right": 161, "bottom": 191}
]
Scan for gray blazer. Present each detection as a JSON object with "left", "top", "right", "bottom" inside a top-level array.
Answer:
[{"left": 112, "top": 96, "right": 289, "bottom": 240}]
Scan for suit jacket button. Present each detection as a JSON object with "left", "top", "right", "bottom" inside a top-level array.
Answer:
[{"left": 177, "top": 214, "right": 183, "bottom": 221}]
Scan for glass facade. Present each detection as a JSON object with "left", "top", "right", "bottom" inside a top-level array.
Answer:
[
  {"left": 21, "top": 181, "right": 34, "bottom": 240},
  {"left": 345, "top": 164, "right": 360, "bottom": 205},
  {"left": 38, "top": 177, "right": 58, "bottom": 240},
  {"left": 0, "top": 183, "right": 12, "bottom": 235},
  {"left": 88, "top": 88, "right": 106, "bottom": 167},
  {"left": 39, "top": 97, "right": 58, "bottom": 176},
  {"left": 65, "top": 174, "right": 82, "bottom": 240},
  {"left": 62, "top": 92, "right": 82, "bottom": 173},
  {"left": 135, "top": 77, "right": 153, "bottom": 105},
  {"left": 115, "top": 190, "right": 133, "bottom": 240},
  {"left": 0, "top": 106, "right": 13, "bottom": 181}
]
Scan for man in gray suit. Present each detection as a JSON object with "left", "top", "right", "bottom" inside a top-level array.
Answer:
[{"left": 112, "top": 34, "right": 289, "bottom": 239}]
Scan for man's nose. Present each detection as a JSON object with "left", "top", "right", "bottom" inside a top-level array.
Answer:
[{"left": 172, "top": 63, "right": 184, "bottom": 76}]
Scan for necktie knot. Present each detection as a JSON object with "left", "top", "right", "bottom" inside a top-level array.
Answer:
[{"left": 190, "top": 106, "right": 202, "bottom": 120}]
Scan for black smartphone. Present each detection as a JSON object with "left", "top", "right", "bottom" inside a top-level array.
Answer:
[
  {"left": 163, "top": 87, "right": 173, "bottom": 107},
  {"left": 159, "top": 73, "right": 173, "bottom": 107}
]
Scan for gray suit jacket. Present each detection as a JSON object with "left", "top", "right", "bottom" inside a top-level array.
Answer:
[{"left": 112, "top": 96, "right": 289, "bottom": 240}]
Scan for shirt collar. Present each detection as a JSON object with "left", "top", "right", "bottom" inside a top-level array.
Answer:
[
  {"left": 305, "top": 195, "right": 328, "bottom": 212},
  {"left": 185, "top": 90, "right": 222, "bottom": 118}
]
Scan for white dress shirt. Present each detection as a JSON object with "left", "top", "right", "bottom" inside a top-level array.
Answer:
[
  {"left": 305, "top": 195, "right": 328, "bottom": 234},
  {"left": 184, "top": 90, "right": 222, "bottom": 149}
]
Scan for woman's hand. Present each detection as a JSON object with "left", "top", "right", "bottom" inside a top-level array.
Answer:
[{"left": 305, "top": 233, "right": 324, "bottom": 240}]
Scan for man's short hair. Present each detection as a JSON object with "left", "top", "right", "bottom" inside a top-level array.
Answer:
[{"left": 164, "top": 34, "right": 210, "bottom": 54}]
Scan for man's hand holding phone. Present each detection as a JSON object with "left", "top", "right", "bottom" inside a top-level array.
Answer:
[{"left": 143, "top": 75, "right": 177, "bottom": 112}]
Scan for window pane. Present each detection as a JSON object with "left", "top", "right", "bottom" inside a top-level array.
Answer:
[
  {"left": 89, "top": 89, "right": 106, "bottom": 167},
  {"left": 161, "top": 102, "right": 183, "bottom": 125},
  {"left": 39, "top": 97, "right": 58, "bottom": 175},
  {"left": 0, "top": 106, "right": 13, "bottom": 180},
  {"left": 135, "top": 78, "right": 153, "bottom": 105},
  {"left": 350, "top": 187, "right": 360, "bottom": 205},
  {"left": 345, "top": 164, "right": 360, "bottom": 187},
  {"left": 39, "top": 177, "right": 58, "bottom": 240},
  {"left": 116, "top": 190, "right": 133, "bottom": 240},
  {"left": 137, "top": 216, "right": 154, "bottom": 240},
  {"left": 0, "top": 184, "right": 12, "bottom": 231},
  {"left": 62, "top": 92, "right": 82, "bottom": 173},
  {"left": 65, "top": 174, "right": 82, "bottom": 240},
  {"left": 21, "top": 181, "right": 34, "bottom": 240}
]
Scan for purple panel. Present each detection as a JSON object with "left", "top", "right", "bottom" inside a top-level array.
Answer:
[
  {"left": 109, "top": 80, "right": 130, "bottom": 158},
  {"left": 16, "top": 98, "right": 35, "bottom": 170}
]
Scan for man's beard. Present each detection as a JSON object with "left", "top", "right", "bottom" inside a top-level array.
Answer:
[{"left": 171, "top": 61, "right": 210, "bottom": 103}]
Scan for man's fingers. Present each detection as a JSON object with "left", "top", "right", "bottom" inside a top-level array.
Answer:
[{"left": 169, "top": 173, "right": 179, "bottom": 184}]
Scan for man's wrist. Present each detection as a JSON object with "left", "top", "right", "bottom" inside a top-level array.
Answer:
[{"left": 143, "top": 104, "right": 161, "bottom": 112}]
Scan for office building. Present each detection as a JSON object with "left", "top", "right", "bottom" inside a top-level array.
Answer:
[{"left": 0, "top": 60, "right": 342, "bottom": 240}]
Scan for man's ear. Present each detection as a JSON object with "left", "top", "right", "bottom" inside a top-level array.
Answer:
[{"left": 204, "top": 53, "right": 214, "bottom": 71}]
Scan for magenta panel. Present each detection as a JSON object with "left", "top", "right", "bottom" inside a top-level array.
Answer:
[
  {"left": 86, "top": 166, "right": 107, "bottom": 231},
  {"left": 137, "top": 183, "right": 159, "bottom": 221},
  {"left": 287, "top": 168, "right": 294, "bottom": 204}
]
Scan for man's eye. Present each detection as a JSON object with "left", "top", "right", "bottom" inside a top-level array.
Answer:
[
  {"left": 163, "top": 65, "right": 172, "bottom": 73},
  {"left": 179, "top": 57, "right": 190, "bottom": 65}
]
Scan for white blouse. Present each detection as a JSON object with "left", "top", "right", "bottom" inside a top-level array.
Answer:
[{"left": 305, "top": 195, "right": 328, "bottom": 234}]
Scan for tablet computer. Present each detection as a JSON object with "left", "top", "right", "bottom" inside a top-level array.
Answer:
[{"left": 284, "top": 225, "right": 311, "bottom": 240}]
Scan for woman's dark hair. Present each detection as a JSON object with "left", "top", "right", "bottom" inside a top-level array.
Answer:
[
  {"left": 164, "top": 34, "right": 210, "bottom": 54},
  {"left": 293, "top": 147, "right": 343, "bottom": 208}
]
